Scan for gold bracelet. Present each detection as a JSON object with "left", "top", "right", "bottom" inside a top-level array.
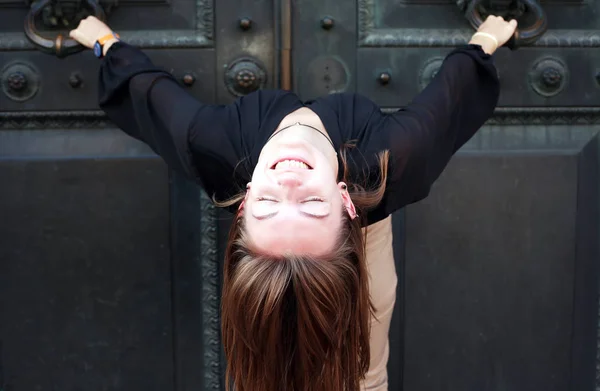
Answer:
[{"left": 472, "top": 32, "right": 499, "bottom": 50}]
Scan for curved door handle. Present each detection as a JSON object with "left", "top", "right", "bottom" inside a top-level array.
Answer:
[
  {"left": 24, "top": 0, "right": 106, "bottom": 57},
  {"left": 462, "top": 0, "right": 548, "bottom": 50}
]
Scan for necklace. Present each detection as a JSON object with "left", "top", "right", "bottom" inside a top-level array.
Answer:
[{"left": 266, "top": 122, "right": 336, "bottom": 150}]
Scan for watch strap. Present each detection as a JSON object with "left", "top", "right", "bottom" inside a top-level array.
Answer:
[{"left": 98, "top": 33, "right": 120, "bottom": 45}]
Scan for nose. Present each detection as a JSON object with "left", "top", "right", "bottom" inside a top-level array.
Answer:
[{"left": 275, "top": 172, "right": 302, "bottom": 187}]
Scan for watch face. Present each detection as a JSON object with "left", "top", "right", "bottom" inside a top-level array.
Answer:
[{"left": 93, "top": 42, "right": 102, "bottom": 58}]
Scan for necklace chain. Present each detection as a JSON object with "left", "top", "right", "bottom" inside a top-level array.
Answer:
[{"left": 266, "top": 122, "right": 336, "bottom": 150}]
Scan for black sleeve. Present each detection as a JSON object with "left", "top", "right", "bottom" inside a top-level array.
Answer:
[
  {"left": 339, "top": 45, "right": 500, "bottom": 220},
  {"left": 97, "top": 42, "right": 285, "bottom": 200},
  {"left": 380, "top": 44, "right": 500, "bottom": 213}
]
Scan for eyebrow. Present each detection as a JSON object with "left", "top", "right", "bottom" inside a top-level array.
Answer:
[{"left": 252, "top": 211, "right": 330, "bottom": 220}]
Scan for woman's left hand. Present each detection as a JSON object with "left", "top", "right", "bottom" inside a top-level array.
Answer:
[{"left": 469, "top": 15, "right": 518, "bottom": 55}]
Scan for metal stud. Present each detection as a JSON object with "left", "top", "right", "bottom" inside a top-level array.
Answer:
[
  {"left": 378, "top": 72, "right": 391, "bottom": 85},
  {"left": 528, "top": 57, "right": 568, "bottom": 97},
  {"left": 182, "top": 73, "right": 196, "bottom": 86},
  {"left": 239, "top": 17, "right": 252, "bottom": 31},
  {"left": 321, "top": 16, "right": 334, "bottom": 30},
  {"left": 7, "top": 71, "right": 27, "bottom": 92},
  {"left": 542, "top": 67, "right": 561, "bottom": 88},
  {"left": 68, "top": 73, "right": 82, "bottom": 88},
  {"left": 225, "top": 58, "right": 267, "bottom": 96},
  {"left": 1, "top": 62, "right": 40, "bottom": 102}
]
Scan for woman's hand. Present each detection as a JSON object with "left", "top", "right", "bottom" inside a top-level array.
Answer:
[
  {"left": 469, "top": 15, "right": 518, "bottom": 55},
  {"left": 69, "top": 16, "right": 118, "bottom": 56}
]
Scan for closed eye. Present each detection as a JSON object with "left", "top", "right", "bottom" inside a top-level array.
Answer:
[
  {"left": 299, "top": 197, "right": 329, "bottom": 218},
  {"left": 302, "top": 197, "right": 324, "bottom": 203},
  {"left": 253, "top": 211, "right": 329, "bottom": 220},
  {"left": 256, "top": 197, "right": 278, "bottom": 202},
  {"left": 251, "top": 196, "right": 330, "bottom": 220}
]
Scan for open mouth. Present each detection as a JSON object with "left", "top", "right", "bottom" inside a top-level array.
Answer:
[{"left": 270, "top": 158, "right": 313, "bottom": 170}]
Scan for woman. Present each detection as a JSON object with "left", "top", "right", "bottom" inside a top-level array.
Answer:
[{"left": 70, "top": 15, "right": 516, "bottom": 391}]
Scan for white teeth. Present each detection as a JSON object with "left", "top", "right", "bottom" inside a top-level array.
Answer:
[{"left": 274, "top": 159, "right": 309, "bottom": 170}]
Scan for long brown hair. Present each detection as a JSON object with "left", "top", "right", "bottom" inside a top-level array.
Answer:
[{"left": 219, "top": 144, "right": 389, "bottom": 391}]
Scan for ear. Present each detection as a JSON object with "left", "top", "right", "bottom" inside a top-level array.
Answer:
[
  {"left": 338, "top": 182, "right": 358, "bottom": 220},
  {"left": 238, "top": 183, "right": 251, "bottom": 212}
]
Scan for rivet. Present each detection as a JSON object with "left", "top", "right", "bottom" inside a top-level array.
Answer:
[
  {"left": 69, "top": 73, "right": 82, "bottom": 88},
  {"left": 239, "top": 17, "right": 252, "bottom": 31},
  {"left": 182, "top": 73, "right": 195, "bottom": 86},
  {"left": 378, "top": 72, "right": 391, "bottom": 85},
  {"left": 321, "top": 16, "right": 334, "bottom": 30}
]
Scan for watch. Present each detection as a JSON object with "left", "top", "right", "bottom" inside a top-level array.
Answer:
[{"left": 93, "top": 32, "right": 120, "bottom": 58}]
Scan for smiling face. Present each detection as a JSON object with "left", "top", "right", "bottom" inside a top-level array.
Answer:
[{"left": 243, "top": 124, "right": 356, "bottom": 256}]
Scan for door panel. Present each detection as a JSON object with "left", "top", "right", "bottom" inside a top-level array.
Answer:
[
  {"left": 403, "top": 127, "right": 598, "bottom": 390},
  {"left": 293, "top": 1, "right": 599, "bottom": 391},
  {"left": 357, "top": 48, "right": 600, "bottom": 107},
  {"left": 0, "top": 0, "right": 224, "bottom": 389},
  {"left": 0, "top": 130, "right": 174, "bottom": 390},
  {"left": 0, "top": 0, "right": 213, "bottom": 49},
  {"left": 214, "top": 0, "right": 275, "bottom": 102},
  {"left": 293, "top": 1, "right": 358, "bottom": 98},
  {"left": 0, "top": 50, "right": 215, "bottom": 111}
]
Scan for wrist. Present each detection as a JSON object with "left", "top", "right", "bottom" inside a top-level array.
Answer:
[
  {"left": 93, "top": 32, "right": 120, "bottom": 58},
  {"left": 102, "top": 38, "right": 119, "bottom": 57},
  {"left": 469, "top": 36, "right": 497, "bottom": 55}
]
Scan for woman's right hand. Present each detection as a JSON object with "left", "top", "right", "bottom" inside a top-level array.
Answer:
[{"left": 69, "top": 16, "right": 119, "bottom": 56}]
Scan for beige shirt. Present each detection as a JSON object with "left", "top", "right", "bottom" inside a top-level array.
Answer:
[{"left": 362, "top": 216, "right": 397, "bottom": 391}]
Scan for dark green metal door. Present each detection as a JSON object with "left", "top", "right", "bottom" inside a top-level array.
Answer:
[
  {"left": 1, "top": 0, "right": 238, "bottom": 389},
  {"left": 290, "top": 1, "right": 599, "bottom": 390},
  {"left": 1, "top": 0, "right": 598, "bottom": 390}
]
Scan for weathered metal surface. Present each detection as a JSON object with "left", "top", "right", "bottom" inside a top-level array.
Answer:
[
  {"left": 23, "top": 0, "right": 107, "bottom": 57},
  {"left": 458, "top": 0, "right": 548, "bottom": 48},
  {"left": 0, "top": 50, "right": 214, "bottom": 111},
  {"left": 1, "top": 0, "right": 599, "bottom": 390},
  {"left": 0, "top": 0, "right": 225, "bottom": 389},
  {"left": 401, "top": 126, "right": 598, "bottom": 390},
  {"left": 0, "top": 130, "right": 174, "bottom": 390},
  {"left": 293, "top": 1, "right": 599, "bottom": 390}
]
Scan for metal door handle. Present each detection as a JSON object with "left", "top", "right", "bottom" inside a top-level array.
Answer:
[
  {"left": 460, "top": 0, "right": 548, "bottom": 50},
  {"left": 24, "top": 0, "right": 106, "bottom": 58}
]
